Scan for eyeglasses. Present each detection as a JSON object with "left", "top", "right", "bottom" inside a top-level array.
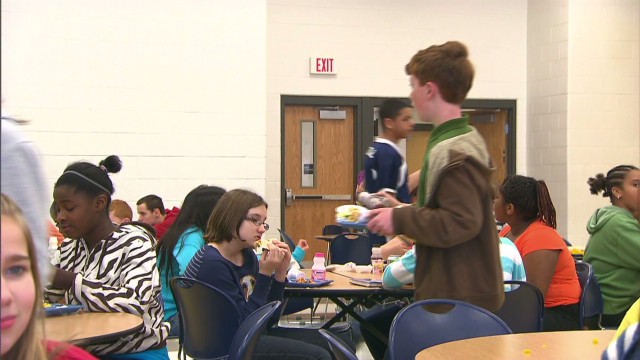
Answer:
[{"left": 245, "top": 217, "right": 269, "bottom": 230}]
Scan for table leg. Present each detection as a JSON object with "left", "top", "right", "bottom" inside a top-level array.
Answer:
[{"left": 324, "top": 296, "right": 389, "bottom": 345}]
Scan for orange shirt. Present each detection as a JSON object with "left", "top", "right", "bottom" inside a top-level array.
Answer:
[{"left": 500, "top": 220, "right": 581, "bottom": 307}]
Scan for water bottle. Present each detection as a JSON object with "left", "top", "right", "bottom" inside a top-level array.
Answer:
[
  {"left": 311, "top": 253, "right": 327, "bottom": 282},
  {"left": 371, "top": 247, "right": 384, "bottom": 275}
]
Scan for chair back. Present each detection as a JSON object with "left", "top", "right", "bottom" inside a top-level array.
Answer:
[
  {"left": 329, "top": 234, "right": 372, "bottom": 265},
  {"left": 322, "top": 224, "right": 347, "bottom": 235},
  {"left": 229, "top": 301, "right": 281, "bottom": 360},
  {"left": 318, "top": 329, "right": 358, "bottom": 360},
  {"left": 575, "top": 262, "right": 604, "bottom": 329},
  {"left": 389, "top": 299, "right": 512, "bottom": 360},
  {"left": 277, "top": 228, "right": 296, "bottom": 251},
  {"left": 170, "top": 277, "right": 242, "bottom": 359},
  {"left": 493, "top": 281, "right": 544, "bottom": 333}
]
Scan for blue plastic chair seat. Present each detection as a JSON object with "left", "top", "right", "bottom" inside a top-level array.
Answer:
[{"left": 389, "top": 299, "right": 513, "bottom": 360}]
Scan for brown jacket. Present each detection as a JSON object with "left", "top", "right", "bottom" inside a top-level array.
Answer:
[{"left": 393, "top": 151, "right": 504, "bottom": 311}]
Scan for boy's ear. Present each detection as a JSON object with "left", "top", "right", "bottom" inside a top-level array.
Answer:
[
  {"left": 152, "top": 208, "right": 163, "bottom": 217},
  {"left": 382, "top": 117, "right": 393, "bottom": 131}
]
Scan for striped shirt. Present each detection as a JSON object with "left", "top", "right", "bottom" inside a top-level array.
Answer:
[
  {"left": 45, "top": 224, "right": 169, "bottom": 356},
  {"left": 602, "top": 322, "right": 639, "bottom": 360},
  {"left": 383, "top": 237, "right": 526, "bottom": 290}
]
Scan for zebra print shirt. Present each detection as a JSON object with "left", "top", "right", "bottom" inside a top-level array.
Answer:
[{"left": 45, "top": 224, "right": 169, "bottom": 356}]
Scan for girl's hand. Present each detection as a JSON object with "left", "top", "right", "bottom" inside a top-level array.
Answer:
[
  {"left": 258, "top": 243, "right": 282, "bottom": 276},
  {"left": 297, "top": 239, "right": 309, "bottom": 251},
  {"left": 272, "top": 241, "right": 292, "bottom": 281},
  {"left": 381, "top": 236, "right": 412, "bottom": 259}
]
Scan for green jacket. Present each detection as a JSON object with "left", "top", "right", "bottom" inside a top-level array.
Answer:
[{"left": 584, "top": 206, "right": 640, "bottom": 315}]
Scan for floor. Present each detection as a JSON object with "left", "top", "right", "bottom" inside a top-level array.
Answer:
[
  {"left": 167, "top": 300, "right": 376, "bottom": 360},
  {"left": 167, "top": 339, "right": 375, "bottom": 360}
]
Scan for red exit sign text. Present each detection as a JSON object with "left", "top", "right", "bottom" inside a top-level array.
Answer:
[{"left": 309, "top": 57, "right": 337, "bottom": 75}]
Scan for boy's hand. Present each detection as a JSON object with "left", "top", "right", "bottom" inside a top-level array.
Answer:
[{"left": 367, "top": 208, "right": 395, "bottom": 236}]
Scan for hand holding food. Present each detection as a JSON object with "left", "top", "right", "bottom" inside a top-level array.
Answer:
[
  {"left": 273, "top": 241, "right": 292, "bottom": 279},
  {"left": 258, "top": 242, "right": 282, "bottom": 276}
]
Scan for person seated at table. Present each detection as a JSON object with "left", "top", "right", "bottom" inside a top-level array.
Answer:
[
  {"left": 602, "top": 297, "right": 640, "bottom": 360},
  {"left": 156, "top": 184, "right": 226, "bottom": 338},
  {"left": 495, "top": 175, "right": 581, "bottom": 331},
  {"left": 184, "top": 189, "right": 332, "bottom": 360},
  {"left": 2, "top": 193, "right": 97, "bottom": 359},
  {"left": 136, "top": 194, "right": 180, "bottom": 241},
  {"left": 584, "top": 165, "right": 640, "bottom": 327},
  {"left": 109, "top": 199, "right": 133, "bottom": 225},
  {"left": 359, "top": 236, "right": 527, "bottom": 360},
  {"left": 45, "top": 155, "right": 170, "bottom": 359}
]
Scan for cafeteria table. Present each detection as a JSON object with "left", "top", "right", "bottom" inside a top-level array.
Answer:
[
  {"left": 415, "top": 330, "right": 615, "bottom": 360},
  {"left": 284, "top": 270, "right": 413, "bottom": 345},
  {"left": 45, "top": 312, "right": 144, "bottom": 346}
]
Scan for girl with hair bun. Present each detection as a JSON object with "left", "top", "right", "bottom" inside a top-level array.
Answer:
[
  {"left": 46, "top": 155, "right": 169, "bottom": 359},
  {"left": 494, "top": 175, "right": 581, "bottom": 331},
  {"left": 585, "top": 165, "right": 640, "bottom": 327}
]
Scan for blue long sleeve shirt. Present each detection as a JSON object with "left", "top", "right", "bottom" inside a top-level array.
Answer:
[{"left": 159, "top": 226, "right": 205, "bottom": 320}]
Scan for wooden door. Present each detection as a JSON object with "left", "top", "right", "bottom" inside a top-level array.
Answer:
[
  {"left": 471, "top": 110, "right": 508, "bottom": 185},
  {"left": 283, "top": 106, "right": 355, "bottom": 261}
]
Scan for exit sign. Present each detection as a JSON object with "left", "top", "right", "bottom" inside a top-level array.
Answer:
[{"left": 309, "top": 57, "right": 337, "bottom": 75}]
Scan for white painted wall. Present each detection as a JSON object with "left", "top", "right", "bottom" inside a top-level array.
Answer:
[
  {"left": 527, "top": 0, "right": 639, "bottom": 245},
  {"left": 2, "top": 0, "right": 267, "bottom": 213},
  {"left": 566, "top": 0, "right": 640, "bottom": 244},
  {"left": 527, "top": 0, "right": 570, "bottom": 237}
]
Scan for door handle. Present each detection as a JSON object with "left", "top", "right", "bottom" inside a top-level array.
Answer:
[{"left": 285, "top": 188, "right": 351, "bottom": 207}]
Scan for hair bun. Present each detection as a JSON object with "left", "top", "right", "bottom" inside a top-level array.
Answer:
[
  {"left": 587, "top": 173, "right": 607, "bottom": 196},
  {"left": 99, "top": 155, "right": 122, "bottom": 174}
]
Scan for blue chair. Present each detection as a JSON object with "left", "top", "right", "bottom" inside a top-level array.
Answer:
[
  {"left": 493, "top": 281, "right": 544, "bottom": 333},
  {"left": 229, "top": 301, "right": 281, "bottom": 360},
  {"left": 318, "top": 328, "right": 358, "bottom": 360},
  {"left": 277, "top": 228, "right": 296, "bottom": 251},
  {"left": 329, "top": 234, "right": 372, "bottom": 265},
  {"left": 575, "top": 262, "right": 604, "bottom": 329},
  {"left": 171, "top": 277, "right": 280, "bottom": 360},
  {"left": 389, "top": 299, "right": 512, "bottom": 360}
]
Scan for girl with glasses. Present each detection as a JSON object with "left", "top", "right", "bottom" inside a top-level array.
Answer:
[{"left": 184, "top": 189, "right": 332, "bottom": 360}]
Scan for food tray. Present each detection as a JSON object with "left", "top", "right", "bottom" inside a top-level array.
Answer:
[
  {"left": 44, "top": 304, "right": 83, "bottom": 317},
  {"left": 286, "top": 280, "right": 334, "bottom": 288}
]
